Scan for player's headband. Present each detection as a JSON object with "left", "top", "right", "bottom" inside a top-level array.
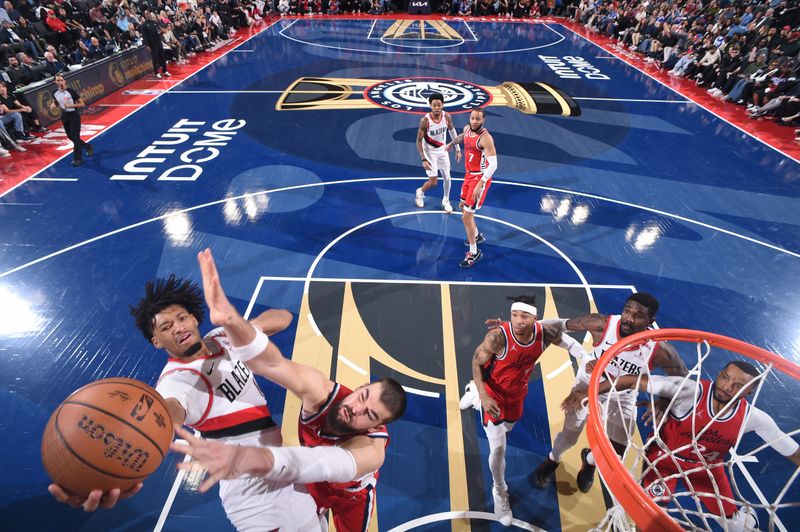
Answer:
[{"left": 511, "top": 302, "right": 537, "bottom": 316}]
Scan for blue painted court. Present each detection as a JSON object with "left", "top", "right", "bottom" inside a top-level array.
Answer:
[{"left": 1, "top": 18, "right": 798, "bottom": 532}]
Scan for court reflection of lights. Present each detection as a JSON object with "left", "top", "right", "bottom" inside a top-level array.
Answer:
[
  {"left": 626, "top": 223, "right": 663, "bottom": 252},
  {"left": 223, "top": 196, "right": 242, "bottom": 225},
  {"left": 541, "top": 194, "right": 590, "bottom": 225},
  {"left": 243, "top": 194, "right": 270, "bottom": 221},
  {"left": 554, "top": 199, "right": 571, "bottom": 221},
  {"left": 163, "top": 212, "right": 192, "bottom": 245},
  {"left": 540, "top": 194, "right": 556, "bottom": 212},
  {"left": 0, "top": 286, "right": 44, "bottom": 336},
  {"left": 571, "top": 205, "right": 589, "bottom": 225}
]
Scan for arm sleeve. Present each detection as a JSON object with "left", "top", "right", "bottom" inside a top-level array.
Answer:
[
  {"left": 448, "top": 128, "right": 460, "bottom": 149},
  {"left": 557, "top": 333, "right": 589, "bottom": 362},
  {"left": 481, "top": 155, "right": 497, "bottom": 182},
  {"left": 645, "top": 375, "right": 696, "bottom": 416},
  {"left": 266, "top": 445, "right": 357, "bottom": 484},
  {"left": 156, "top": 370, "right": 211, "bottom": 426},
  {"left": 744, "top": 406, "right": 800, "bottom": 457}
]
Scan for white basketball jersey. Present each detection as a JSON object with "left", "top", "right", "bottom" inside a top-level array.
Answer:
[
  {"left": 156, "top": 327, "right": 276, "bottom": 440},
  {"left": 423, "top": 112, "right": 449, "bottom": 150},
  {"left": 575, "top": 315, "right": 658, "bottom": 411}
]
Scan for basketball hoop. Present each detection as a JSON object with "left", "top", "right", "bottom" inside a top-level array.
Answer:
[{"left": 586, "top": 328, "right": 800, "bottom": 532}]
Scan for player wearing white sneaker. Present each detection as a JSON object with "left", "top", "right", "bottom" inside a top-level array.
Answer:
[
  {"left": 461, "top": 296, "right": 562, "bottom": 525},
  {"left": 533, "top": 293, "right": 687, "bottom": 493},
  {"left": 415, "top": 93, "right": 460, "bottom": 213},
  {"left": 445, "top": 108, "right": 496, "bottom": 268}
]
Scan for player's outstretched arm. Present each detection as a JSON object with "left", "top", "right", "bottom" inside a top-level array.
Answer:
[
  {"left": 171, "top": 426, "right": 362, "bottom": 493},
  {"left": 445, "top": 126, "right": 467, "bottom": 151},
  {"left": 561, "top": 373, "right": 655, "bottom": 413},
  {"left": 48, "top": 483, "right": 143, "bottom": 512},
  {"left": 745, "top": 408, "right": 800, "bottom": 466},
  {"left": 340, "top": 434, "right": 386, "bottom": 477},
  {"left": 651, "top": 341, "right": 688, "bottom": 377},
  {"left": 250, "top": 308, "right": 293, "bottom": 336},
  {"left": 541, "top": 323, "right": 563, "bottom": 349},
  {"left": 541, "top": 313, "right": 607, "bottom": 342},
  {"left": 472, "top": 329, "right": 505, "bottom": 418},
  {"left": 197, "top": 248, "right": 330, "bottom": 406}
]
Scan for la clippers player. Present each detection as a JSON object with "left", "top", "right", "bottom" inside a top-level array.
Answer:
[
  {"left": 299, "top": 383, "right": 389, "bottom": 532},
  {"left": 459, "top": 295, "right": 562, "bottom": 524},
  {"left": 599, "top": 361, "right": 800, "bottom": 527},
  {"left": 446, "top": 107, "right": 498, "bottom": 268}
]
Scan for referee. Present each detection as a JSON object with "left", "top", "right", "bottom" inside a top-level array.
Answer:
[{"left": 50, "top": 74, "right": 93, "bottom": 167}]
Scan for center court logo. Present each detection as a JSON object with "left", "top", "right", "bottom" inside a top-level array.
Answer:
[
  {"left": 364, "top": 78, "right": 492, "bottom": 114},
  {"left": 276, "top": 77, "right": 581, "bottom": 116}
]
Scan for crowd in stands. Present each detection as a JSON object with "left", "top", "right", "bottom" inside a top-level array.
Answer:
[
  {"left": 575, "top": 0, "right": 800, "bottom": 140},
  {"left": 2, "top": 0, "right": 799, "bottom": 158},
  {"left": 0, "top": 0, "right": 267, "bottom": 158}
]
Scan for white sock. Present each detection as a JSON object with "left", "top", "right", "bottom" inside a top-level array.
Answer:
[
  {"left": 488, "top": 435, "right": 507, "bottom": 488},
  {"left": 442, "top": 171, "right": 451, "bottom": 202},
  {"left": 586, "top": 451, "right": 596, "bottom": 466},
  {"left": 469, "top": 243, "right": 477, "bottom": 255},
  {"left": 548, "top": 451, "right": 558, "bottom": 463}
]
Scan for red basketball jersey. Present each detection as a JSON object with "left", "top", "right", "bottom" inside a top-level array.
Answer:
[
  {"left": 660, "top": 380, "right": 748, "bottom": 464},
  {"left": 298, "top": 383, "right": 390, "bottom": 496},
  {"left": 483, "top": 321, "right": 545, "bottom": 399},
  {"left": 464, "top": 127, "right": 487, "bottom": 174}
]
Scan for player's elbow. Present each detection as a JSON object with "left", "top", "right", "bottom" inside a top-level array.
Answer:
[{"left": 272, "top": 309, "right": 293, "bottom": 331}]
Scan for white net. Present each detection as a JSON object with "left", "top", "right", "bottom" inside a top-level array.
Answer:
[{"left": 588, "top": 334, "right": 800, "bottom": 532}]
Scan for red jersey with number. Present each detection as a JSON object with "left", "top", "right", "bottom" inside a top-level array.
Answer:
[
  {"left": 464, "top": 127, "right": 488, "bottom": 175},
  {"left": 660, "top": 380, "right": 748, "bottom": 464},
  {"left": 299, "top": 383, "right": 390, "bottom": 498},
  {"left": 483, "top": 321, "right": 545, "bottom": 400}
]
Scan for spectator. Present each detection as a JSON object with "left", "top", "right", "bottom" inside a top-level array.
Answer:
[
  {"left": 0, "top": 81, "right": 43, "bottom": 133},
  {"left": 0, "top": 93, "right": 32, "bottom": 143},
  {"left": 0, "top": 111, "right": 27, "bottom": 154},
  {"left": 5, "top": 54, "right": 42, "bottom": 88},
  {"left": 1, "top": 20, "right": 41, "bottom": 59},
  {"left": 15, "top": 17, "right": 47, "bottom": 57},
  {"left": 42, "top": 49, "right": 66, "bottom": 76},
  {"left": 512, "top": 0, "right": 531, "bottom": 19}
]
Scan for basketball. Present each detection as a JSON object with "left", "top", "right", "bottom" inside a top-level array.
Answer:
[{"left": 41, "top": 378, "right": 174, "bottom": 497}]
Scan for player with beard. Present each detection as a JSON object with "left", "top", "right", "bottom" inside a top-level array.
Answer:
[
  {"left": 532, "top": 292, "right": 688, "bottom": 493},
  {"left": 48, "top": 274, "right": 320, "bottom": 531},
  {"left": 445, "top": 107, "right": 497, "bottom": 268},
  {"left": 414, "top": 92, "right": 461, "bottom": 214},
  {"left": 590, "top": 361, "right": 800, "bottom": 527},
  {"left": 170, "top": 249, "right": 407, "bottom": 532},
  {"left": 458, "top": 295, "right": 564, "bottom": 525}
]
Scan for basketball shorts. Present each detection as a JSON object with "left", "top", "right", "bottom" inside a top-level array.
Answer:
[
  {"left": 643, "top": 448, "right": 737, "bottom": 517},
  {"left": 461, "top": 176, "right": 491, "bottom": 212},
  {"left": 423, "top": 147, "right": 450, "bottom": 177},
  {"left": 314, "top": 484, "right": 376, "bottom": 532},
  {"left": 219, "top": 476, "right": 320, "bottom": 531},
  {"left": 481, "top": 384, "right": 524, "bottom": 427},
  {"left": 218, "top": 428, "right": 321, "bottom": 531}
]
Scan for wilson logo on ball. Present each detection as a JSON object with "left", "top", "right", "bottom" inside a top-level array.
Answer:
[{"left": 77, "top": 415, "right": 151, "bottom": 472}]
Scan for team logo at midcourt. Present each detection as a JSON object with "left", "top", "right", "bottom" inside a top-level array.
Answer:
[{"left": 364, "top": 78, "right": 492, "bottom": 114}]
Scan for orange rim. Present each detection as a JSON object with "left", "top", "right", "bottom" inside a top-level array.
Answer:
[{"left": 586, "top": 328, "right": 800, "bottom": 532}]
